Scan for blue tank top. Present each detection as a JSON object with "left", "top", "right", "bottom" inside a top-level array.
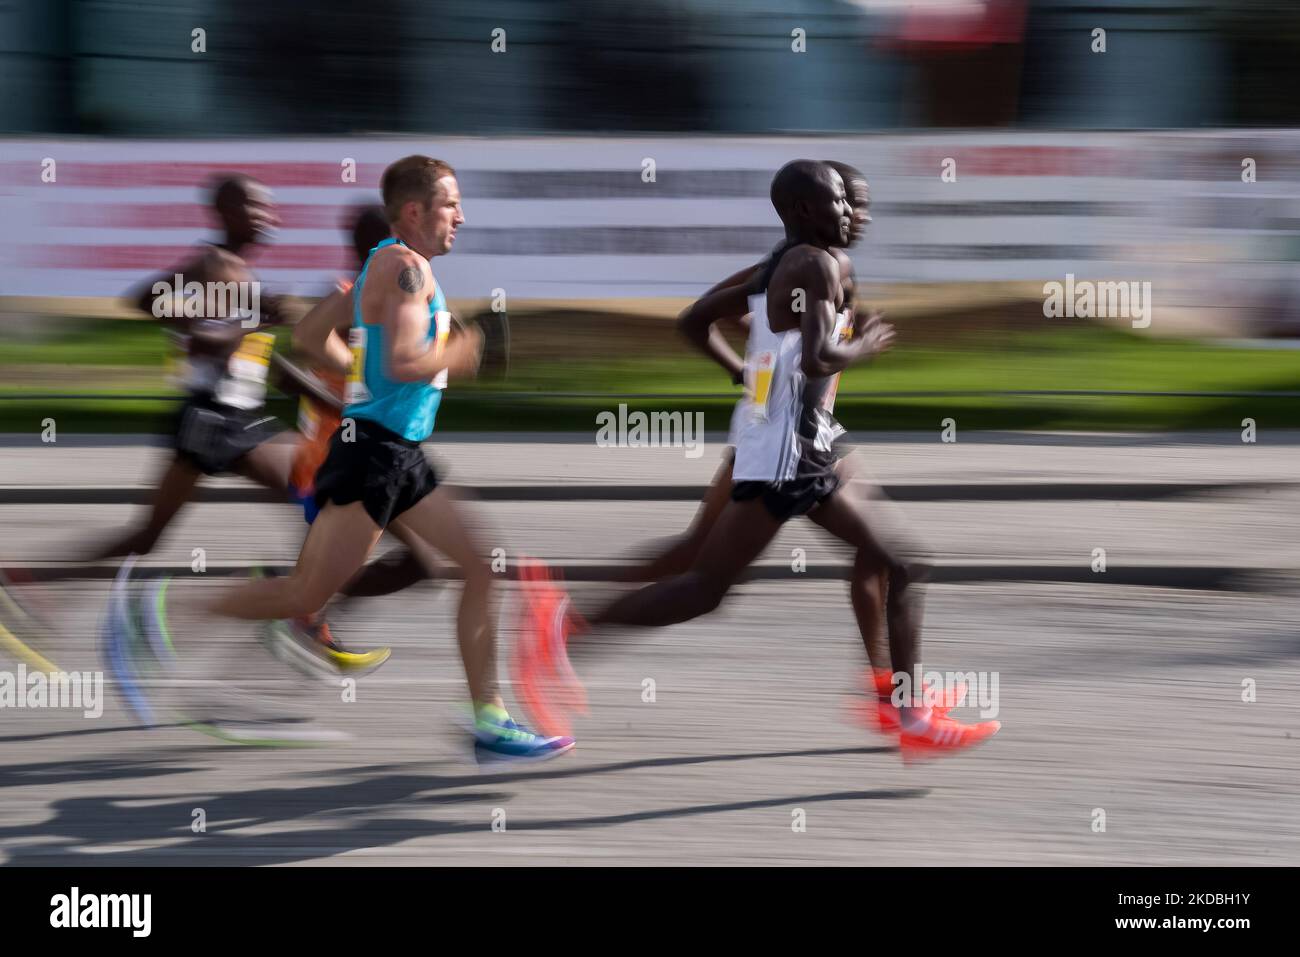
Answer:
[{"left": 343, "top": 237, "right": 450, "bottom": 441}]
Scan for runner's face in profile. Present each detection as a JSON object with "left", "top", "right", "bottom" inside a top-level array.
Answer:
[
  {"left": 846, "top": 179, "right": 870, "bottom": 246},
  {"left": 225, "top": 183, "right": 278, "bottom": 246},
  {"left": 416, "top": 175, "right": 465, "bottom": 258},
  {"left": 809, "top": 170, "right": 852, "bottom": 248}
]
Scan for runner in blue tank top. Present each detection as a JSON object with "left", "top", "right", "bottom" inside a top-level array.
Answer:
[
  {"left": 344, "top": 235, "right": 450, "bottom": 440},
  {"left": 153, "top": 155, "right": 574, "bottom": 763}
]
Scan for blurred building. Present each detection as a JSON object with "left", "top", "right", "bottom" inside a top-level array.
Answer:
[{"left": 2, "top": 0, "right": 1299, "bottom": 135}]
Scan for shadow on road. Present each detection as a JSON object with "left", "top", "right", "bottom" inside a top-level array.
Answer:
[
  {"left": 1, "top": 744, "right": 920, "bottom": 865},
  {"left": 0, "top": 722, "right": 192, "bottom": 745}
]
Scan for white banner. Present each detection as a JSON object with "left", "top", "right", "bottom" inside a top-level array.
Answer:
[{"left": 0, "top": 133, "right": 1295, "bottom": 303}]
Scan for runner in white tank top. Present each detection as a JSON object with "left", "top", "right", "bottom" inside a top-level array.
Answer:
[
  {"left": 731, "top": 287, "right": 804, "bottom": 482},
  {"left": 518, "top": 160, "right": 1003, "bottom": 763},
  {"left": 619, "top": 207, "right": 856, "bottom": 584}
]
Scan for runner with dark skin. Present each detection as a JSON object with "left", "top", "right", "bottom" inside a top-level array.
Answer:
[
  {"left": 516, "top": 161, "right": 1000, "bottom": 761},
  {"left": 94, "top": 175, "right": 296, "bottom": 562},
  {"left": 617, "top": 162, "right": 892, "bottom": 701}
]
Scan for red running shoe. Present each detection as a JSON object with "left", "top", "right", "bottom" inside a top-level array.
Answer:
[{"left": 511, "top": 559, "right": 586, "bottom": 737}]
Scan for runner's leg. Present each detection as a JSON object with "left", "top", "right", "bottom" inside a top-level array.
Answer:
[
  {"left": 618, "top": 454, "right": 735, "bottom": 582},
  {"left": 389, "top": 487, "right": 500, "bottom": 707},
  {"left": 204, "top": 500, "right": 382, "bottom": 622},
  {"left": 804, "top": 489, "right": 928, "bottom": 682},
  {"left": 230, "top": 437, "right": 295, "bottom": 495},
  {"left": 834, "top": 462, "right": 891, "bottom": 671},
  {"left": 594, "top": 497, "right": 782, "bottom": 628},
  {"left": 339, "top": 524, "right": 442, "bottom": 598},
  {"left": 90, "top": 454, "right": 202, "bottom": 560}
]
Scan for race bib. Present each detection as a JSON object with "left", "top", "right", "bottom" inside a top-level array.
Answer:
[
  {"left": 345, "top": 326, "right": 371, "bottom": 404},
  {"left": 214, "top": 331, "right": 274, "bottom": 410},
  {"left": 834, "top": 310, "right": 853, "bottom": 343},
  {"left": 164, "top": 331, "right": 190, "bottom": 388},
  {"left": 297, "top": 394, "right": 320, "bottom": 440},
  {"left": 747, "top": 350, "right": 776, "bottom": 422},
  {"left": 431, "top": 310, "right": 452, "bottom": 391}
]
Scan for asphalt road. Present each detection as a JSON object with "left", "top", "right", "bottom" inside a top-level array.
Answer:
[{"left": 0, "top": 435, "right": 1297, "bottom": 865}]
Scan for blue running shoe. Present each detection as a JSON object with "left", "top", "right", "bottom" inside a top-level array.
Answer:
[
  {"left": 473, "top": 712, "right": 575, "bottom": 764},
  {"left": 102, "top": 556, "right": 155, "bottom": 725}
]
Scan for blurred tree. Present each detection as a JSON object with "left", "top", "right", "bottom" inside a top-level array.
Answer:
[
  {"left": 562, "top": 0, "right": 709, "bottom": 131},
  {"left": 1216, "top": 0, "right": 1300, "bottom": 125},
  {"left": 224, "top": 0, "right": 407, "bottom": 133}
]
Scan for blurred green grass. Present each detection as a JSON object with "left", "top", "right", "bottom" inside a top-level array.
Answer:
[{"left": 2, "top": 317, "right": 1297, "bottom": 432}]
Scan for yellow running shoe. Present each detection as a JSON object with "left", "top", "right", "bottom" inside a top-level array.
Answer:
[{"left": 264, "top": 615, "right": 390, "bottom": 677}]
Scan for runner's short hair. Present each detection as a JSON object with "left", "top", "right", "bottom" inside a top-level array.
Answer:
[
  {"left": 209, "top": 173, "right": 258, "bottom": 211},
  {"left": 770, "top": 159, "right": 832, "bottom": 226},
  {"left": 381, "top": 155, "right": 456, "bottom": 223}
]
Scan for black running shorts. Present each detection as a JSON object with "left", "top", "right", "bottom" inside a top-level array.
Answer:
[
  {"left": 172, "top": 395, "right": 282, "bottom": 476},
  {"left": 731, "top": 413, "right": 847, "bottom": 522},
  {"left": 312, "top": 417, "right": 439, "bottom": 528},
  {"left": 731, "top": 470, "right": 842, "bottom": 522}
]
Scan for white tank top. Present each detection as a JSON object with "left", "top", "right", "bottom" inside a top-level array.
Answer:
[
  {"left": 169, "top": 323, "right": 274, "bottom": 412},
  {"left": 731, "top": 292, "right": 804, "bottom": 482},
  {"left": 733, "top": 295, "right": 852, "bottom": 468}
]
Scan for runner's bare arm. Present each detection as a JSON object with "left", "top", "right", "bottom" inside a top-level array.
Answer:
[
  {"left": 377, "top": 250, "right": 482, "bottom": 383},
  {"left": 292, "top": 285, "right": 353, "bottom": 375},
  {"left": 180, "top": 248, "right": 256, "bottom": 354},
  {"left": 705, "top": 264, "right": 761, "bottom": 345},
  {"left": 781, "top": 248, "right": 893, "bottom": 377},
  {"left": 706, "top": 262, "right": 758, "bottom": 339},
  {"left": 126, "top": 248, "right": 217, "bottom": 321},
  {"left": 677, "top": 281, "right": 753, "bottom": 384},
  {"left": 703, "top": 262, "right": 761, "bottom": 297}
]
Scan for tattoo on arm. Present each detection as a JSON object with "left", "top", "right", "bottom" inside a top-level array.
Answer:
[{"left": 397, "top": 266, "right": 425, "bottom": 294}]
